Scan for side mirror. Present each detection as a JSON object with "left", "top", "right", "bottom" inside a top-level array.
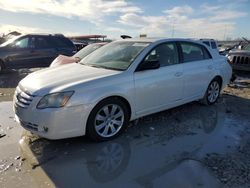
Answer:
[{"left": 136, "top": 59, "right": 160, "bottom": 71}]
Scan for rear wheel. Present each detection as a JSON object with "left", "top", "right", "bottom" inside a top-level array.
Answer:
[
  {"left": 202, "top": 79, "right": 221, "bottom": 105},
  {"left": 87, "top": 98, "right": 129, "bottom": 141}
]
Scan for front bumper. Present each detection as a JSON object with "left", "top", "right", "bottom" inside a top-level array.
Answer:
[{"left": 14, "top": 102, "right": 92, "bottom": 140}]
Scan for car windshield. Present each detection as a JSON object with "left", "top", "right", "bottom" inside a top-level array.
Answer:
[
  {"left": 243, "top": 44, "right": 250, "bottom": 51},
  {"left": 0, "top": 36, "right": 20, "bottom": 47},
  {"left": 73, "top": 43, "right": 104, "bottom": 59},
  {"left": 80, "top": 41, "right": 150, "bottom": 71}
]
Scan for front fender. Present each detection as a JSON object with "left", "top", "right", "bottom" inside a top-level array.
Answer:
[{"left": 68, "top": 75, "right": 136, "bottom": 120}]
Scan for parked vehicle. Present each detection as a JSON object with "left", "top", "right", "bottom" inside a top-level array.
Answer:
[
  {"left": 199, "top": 39, "right": 219, "bottom": 54},
  {"left": 13, "top": 38, "right": 232, "bottom": 141},
  {"left": 227, "top": 42, "right": 250, "bottom": 71},
  {"left": 50, "top": 43, "right": 107, "bottom": 67},
  {"left": 72, "top": 41, "right": 88, "bottom": 52},
  {"left": 0, "top": 34, "right": 76, "bottom": 72}
]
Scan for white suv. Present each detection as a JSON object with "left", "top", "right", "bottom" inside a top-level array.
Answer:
[
  {"left": 14, "top": 38, "right": 232, "bottom": 141},
  {"left": 199, "top": 39, "right": 219, "bottom": 53}
]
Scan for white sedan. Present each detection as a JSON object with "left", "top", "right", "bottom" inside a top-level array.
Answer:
[{"left": 13, "top": 38, "right": 232, "bottom": 141}]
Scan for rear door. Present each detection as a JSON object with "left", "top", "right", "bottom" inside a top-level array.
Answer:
[
  {"left": 134, "top": 42, "right": 184, "bottom": 115},
  {"left": 179, "top": 42, "right": 214, "bottom": 100}
]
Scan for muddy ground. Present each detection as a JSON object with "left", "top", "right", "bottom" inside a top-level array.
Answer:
[{"left": 0, "top": 69, "right": 250, "bottom": 188}]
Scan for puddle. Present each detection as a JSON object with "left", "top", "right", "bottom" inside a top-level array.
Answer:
[{"left": 16, "top": 96, "right": 250, "bottom": 187}]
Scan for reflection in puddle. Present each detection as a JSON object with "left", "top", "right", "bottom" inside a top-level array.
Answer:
[{"left": 19, "top": 102, "right": 231, "bottom": 187}]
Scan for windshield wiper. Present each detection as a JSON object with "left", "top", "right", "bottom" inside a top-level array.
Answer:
[
  {"left": 99, "top": 66, "right": 123, "bottom": 71},
  {"left": 81, "top": 64, "right": 101, "bottom": 68},
  {"left": 99, "top": 66, "right": 124, "bottom": 71},
  {"left": 83, "top": 64, "right": 123, "bottom": 71}
]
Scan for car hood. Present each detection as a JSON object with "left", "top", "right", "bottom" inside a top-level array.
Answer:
[
  {"left": 229, "top": 50, "right": 250, "bottom": 56},
  {"left": 19, "top": 63, "right": 121, "bottom": 96}
]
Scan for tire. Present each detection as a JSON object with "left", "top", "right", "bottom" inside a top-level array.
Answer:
[
  {"left": 202, "top": 78, "right": 221, "bottom": 105},
  {"left": 86, "top": 98, "right": 129, "bottom": 141}
]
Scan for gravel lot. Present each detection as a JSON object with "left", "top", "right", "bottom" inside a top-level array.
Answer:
[{"left": 0, "top": 68, "right": 249, "bottom": 188}]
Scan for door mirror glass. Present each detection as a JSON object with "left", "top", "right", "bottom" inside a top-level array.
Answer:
[{"left": 137, "top": 56, "right": 160, "bottom": 71}]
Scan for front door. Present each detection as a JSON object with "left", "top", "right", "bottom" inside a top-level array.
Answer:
[
  {"left": 134, "top": 42, "right": 184, "bottom": 115},
  {"left": 6, "top": 36, "right": 35, "bottom": 69}
]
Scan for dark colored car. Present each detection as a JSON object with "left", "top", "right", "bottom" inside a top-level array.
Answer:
[
  {"left": 0, "top": 34, "right": 76, "bottom": 72},
  {"left": 227, "top": 43, "right": 250, "bottom": 71}
]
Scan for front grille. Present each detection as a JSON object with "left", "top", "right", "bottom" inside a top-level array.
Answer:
[
  {"left": 14, "top": 87, "right": 35, "bottom": 108},
  {"left": 19, "top": 119, "right": 38, "bottom": 131},
  {"left": 232, "top": 55, "right": 250, "bottom": 65}
]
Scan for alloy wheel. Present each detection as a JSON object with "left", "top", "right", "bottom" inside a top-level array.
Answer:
[
  {"left": 207, "top": 81, "right": 220, "bottom": 103},
  {"left": 94, "top": 104, "right": 124, "bottom": 138}
]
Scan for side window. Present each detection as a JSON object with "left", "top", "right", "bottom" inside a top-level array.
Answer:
[
  {"left": 35, "top": 37, "right": 50, "bottom": 49},
  {"left": 211, "top": 41, "right": 217, "bottom": 49},
  {"left": 145, "top": 43, "right": 179, "bottom": 67},
  {"left": 180, "top": 42, "right": 210, "bottom": 62},
  {"left": 202, "top": 41, "right": 210, "bottom": 47},
  {"left": 202, "top": 46, "right": 212, "bottom": 59},
  {"left": 30, "top": 37, "right": 35, "bottom": 48},
  {"left": 15, "top": 37, "right": 29, "bottom": 48}
]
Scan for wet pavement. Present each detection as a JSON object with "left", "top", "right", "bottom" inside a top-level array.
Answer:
[
  {"left": 0, "top": 69, "right": 250, "bottom": 188},
  {"left": 0, "top": 68, "right": 43, "bottom": 102}
]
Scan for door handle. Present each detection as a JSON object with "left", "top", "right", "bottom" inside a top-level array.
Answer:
[{"left": 175, "top": 72, "right": 183, "bottom": 77}]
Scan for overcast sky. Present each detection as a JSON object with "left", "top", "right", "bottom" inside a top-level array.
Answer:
[{"left": 0, "top": 0, "right": 249, "bottom": 40}]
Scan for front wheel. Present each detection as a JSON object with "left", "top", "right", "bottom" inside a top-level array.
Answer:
[
  {"left": 202, "top": 79, "right": 221, "bottom": 105},
  {"left": 87, "top": 98, "right": 129, "bottom": 141}
]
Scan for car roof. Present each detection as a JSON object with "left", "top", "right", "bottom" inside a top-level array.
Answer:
[
  {"left": 116, "top": 37, "right": 211, "bottom": 44},
  {"left": 115, "top": 37, "right": 220, "bottom": 58},
  {"left": 20, "top": 33, "right": 66, "bottom": 38}
]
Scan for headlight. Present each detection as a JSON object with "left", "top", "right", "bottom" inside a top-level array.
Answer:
[
  {"left": 37, "top": 91, "right": 74, "bottom": 109},
  {"left": 227, "top": 55, "right": 233, "bottom": 62}
]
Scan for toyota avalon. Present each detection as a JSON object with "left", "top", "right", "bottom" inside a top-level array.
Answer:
[{"left": 13, "top": 38, "right": 232, "bottom": 141}]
